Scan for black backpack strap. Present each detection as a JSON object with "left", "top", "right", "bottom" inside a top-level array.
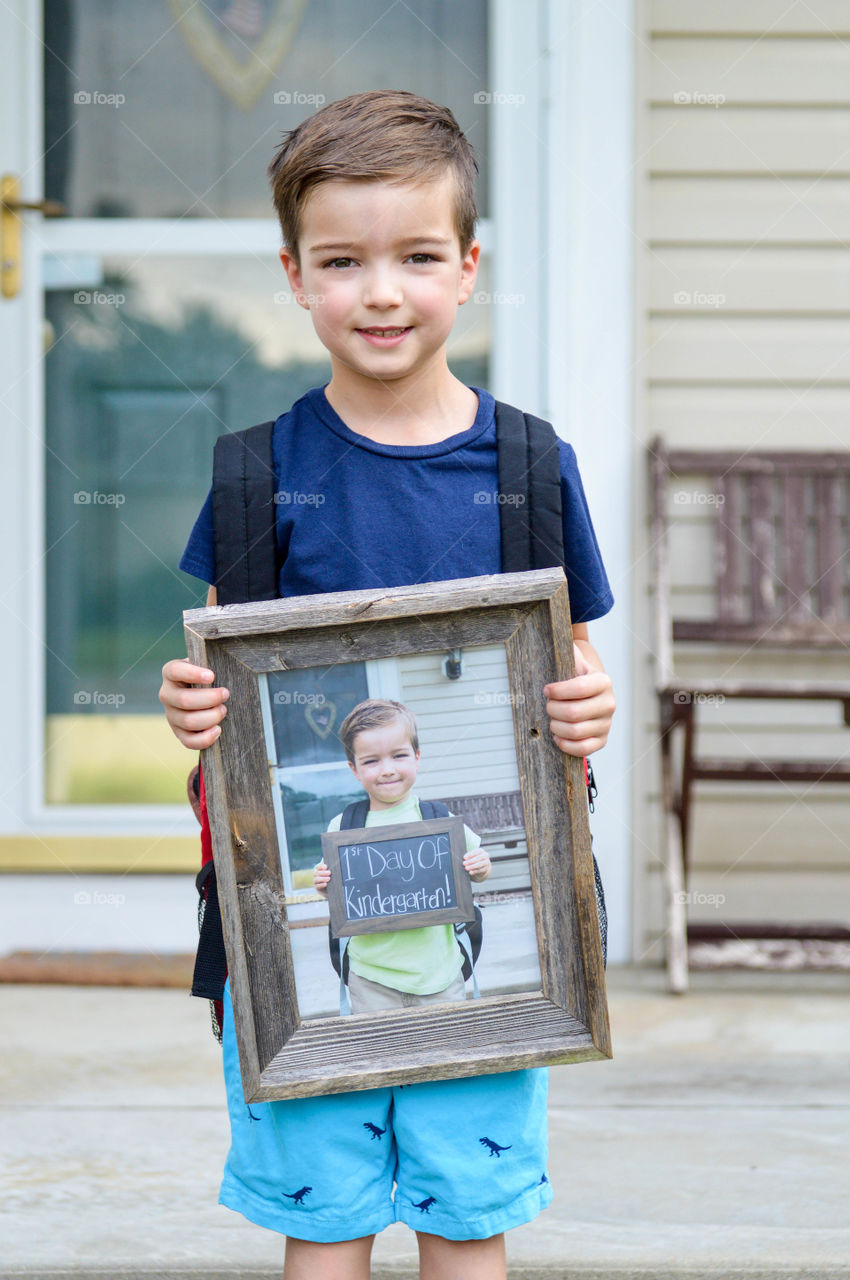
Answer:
[
  {"left": 495, "top": 401, "right": 565, "bottom": 572},
  {"left": 191, "top": 860, "right": 228, "bottom": 1001},
  {"left": 212, "top": 420, "right": 278, "bottom": 605},
  {"left": 418, "top": 799, "right": 450, "bottom": 820},
  {"left": 328, "top": 799, "right": 369, "bottom": 982},
  {"left": 340, "top": 799, "right": 370, "bottom": 829}
]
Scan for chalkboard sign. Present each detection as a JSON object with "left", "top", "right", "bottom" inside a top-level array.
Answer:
[{"left": 321, "top": 816, "right": 475, "bottom": 937}]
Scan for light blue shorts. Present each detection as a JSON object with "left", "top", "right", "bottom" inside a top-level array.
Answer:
[{"left": 218, "top": 981, "right": 552, "bottom": 1243}]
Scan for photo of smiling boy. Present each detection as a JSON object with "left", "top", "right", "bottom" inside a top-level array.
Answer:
[{"left": 313, "top": 698, "right": 490, "bottom": 1012}]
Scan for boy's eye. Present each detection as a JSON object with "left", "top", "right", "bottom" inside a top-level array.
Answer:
[
  {"left": 407, "top": 253, "right": 436, "bottom": 264},
  {"left": 323, "top": 257, "right": 356, "bottom": 269}
]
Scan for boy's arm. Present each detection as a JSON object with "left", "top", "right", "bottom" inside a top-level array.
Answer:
[
  {"left": 159, "top": 585, "right": 231, "bottom": 749},
  {"left": 314, "top": 810, "right": 344, "bottom": 894},
  {"left": 543, "top": 622, "right": 615, "bottom": 757}
]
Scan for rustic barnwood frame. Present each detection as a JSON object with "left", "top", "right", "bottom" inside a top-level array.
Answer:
[
  {"left": 183, "top": 567, "right": 611, "bottom": 1101},
  {"left": 650, "top": 441, "right": 850, "bottom": 994}
]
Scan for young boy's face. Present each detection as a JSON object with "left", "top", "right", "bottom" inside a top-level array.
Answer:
[
  {"left": 279, "top": 174, "right": 479, "bottom": 389},
  {"left": 347, "top": 716, "right": 421, "bottom": 810}
]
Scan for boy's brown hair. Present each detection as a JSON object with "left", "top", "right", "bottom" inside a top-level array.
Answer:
[
  {"left": 339, "top": 698, "right": 420, "bottom": 764},
  {"left": 268, "top": 89, "right": 478, "bottom": 262}
]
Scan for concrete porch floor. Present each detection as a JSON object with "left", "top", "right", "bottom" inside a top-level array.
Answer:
[{"left": 1, "top": 967, "right": 848, "bottom": 1279}]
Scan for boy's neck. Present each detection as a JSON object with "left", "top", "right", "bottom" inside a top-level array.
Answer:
[
  {"left": 368, "top": 788, "right": 416, "bottom": 813},
  {"left": 324, "top": 357, "right": 478, "bottom": 446}
]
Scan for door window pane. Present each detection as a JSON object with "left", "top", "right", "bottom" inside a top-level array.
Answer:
[
  {"left": 44, "top": 252, "right": 490, "bottom": 803},
  {"left": 44, "top": 0, "right": 489, "bottom": 219}
]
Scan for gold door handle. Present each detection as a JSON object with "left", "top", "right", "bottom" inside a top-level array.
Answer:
[{"left": 1, "top": 174, "right": 66, "bottom": 300}]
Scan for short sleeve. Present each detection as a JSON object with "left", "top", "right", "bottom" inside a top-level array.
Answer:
[
  {"left": 178, "top": 486, "right": 216, "bottom": 584},
  {"left": 461, "top": 822, "right": 481, "bottom": 852},
  {"left": 559, "top": 442, "right": 614, "bottom": 624},
  {"left": 326, "top": 812, "right": 343, "bottom": 833}
]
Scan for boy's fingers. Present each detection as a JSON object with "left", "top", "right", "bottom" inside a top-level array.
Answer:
[
  {"left": 166, "top": 686, "right": 230, "bottom": 712},
  {"left": 173, "top": 724, "right": 223, "bottom": 750},
  {"left": 162, "top": 658, "right": 216, "bottom": 684}
]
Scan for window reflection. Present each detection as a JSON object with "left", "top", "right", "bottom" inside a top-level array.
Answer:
[{"left": 44, "top": 0, "right": 489, "bottom": 219}]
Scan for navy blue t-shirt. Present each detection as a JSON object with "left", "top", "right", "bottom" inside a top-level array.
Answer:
[{"left": 179, "top": 385, "right": 613, "bottom": 624}]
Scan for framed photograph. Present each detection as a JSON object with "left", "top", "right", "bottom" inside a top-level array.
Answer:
[{"left": 183, "top": 567, "right": 611, "bottom": 1102}]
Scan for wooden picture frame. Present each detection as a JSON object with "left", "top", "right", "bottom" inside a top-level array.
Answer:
[
  {"left": 183, "top": 567, "right": 611, "bottom": 1101},
  {"left": 322, "top": 817, "right": 474, "bottom": 937}
]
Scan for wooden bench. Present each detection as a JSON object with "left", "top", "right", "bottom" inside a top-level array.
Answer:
[
  {"left": 433, "top": 790, "right": 529, "bottom": 894},
  {"left": 650, "top": 441, "right": 850, "bottom": 992}
]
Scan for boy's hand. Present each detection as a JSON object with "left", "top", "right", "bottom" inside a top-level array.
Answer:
[
  {"left": 543, "top": 641, "right": 615, "bottom": 757},
  {"left": 313, "top": 861, "right": 331, "bottom": 895},
  {"left": 159, "top": 659, "right": 230, "bottom": 749},
  {"left": 463, "top": 847, "right": 491, "bottom": 882}
]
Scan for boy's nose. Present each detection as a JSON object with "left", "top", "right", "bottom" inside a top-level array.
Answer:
[{"left": 362, "top": 270, "right": 402, "bottom": 309}]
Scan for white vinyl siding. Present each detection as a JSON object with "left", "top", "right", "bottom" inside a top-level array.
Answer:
[
  {"left": 397, "top": 645, "right": 521, "bottom": 800},
  {"left": 633, "top": 0, "right": 850, "bottom": 960}
]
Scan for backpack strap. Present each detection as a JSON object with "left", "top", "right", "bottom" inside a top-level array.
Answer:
[
  {"left": 328, "top": 799, "right": 369, "bottom": 993},
  {"left": 418, "top": 799, "right": 450, "bottom": 820},
  {"left": 340, "top": 799, "right": 370, "bottom": 829},
  {"left": 212, "top": 420, "right": 278, "bottom": 605},
  {"left": 494, "top": 401, "right": 565, "bottom": 572}
]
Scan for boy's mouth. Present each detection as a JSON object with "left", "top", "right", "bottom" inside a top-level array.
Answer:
[{"left": 356, "top": 326, "right": 412, "bottom": 347}]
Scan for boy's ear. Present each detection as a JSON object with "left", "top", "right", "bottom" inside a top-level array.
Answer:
[
  {"left": 279, "top": 246, "right": 311, "bottom": 311},
  {"left": 457, "top": 238, "right": 481, "bottom": 306}
]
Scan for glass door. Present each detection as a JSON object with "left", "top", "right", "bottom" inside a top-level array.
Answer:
[{"left": 32, "top": 1, "right": 492, "bottom": 865}]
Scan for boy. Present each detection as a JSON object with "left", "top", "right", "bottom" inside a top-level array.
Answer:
[
  {"left": 314, "top": 697, "right": 491, "bottom": 1011},
  {"left": 160, "top": 90, "right": 615, "bottom": 1280}
]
